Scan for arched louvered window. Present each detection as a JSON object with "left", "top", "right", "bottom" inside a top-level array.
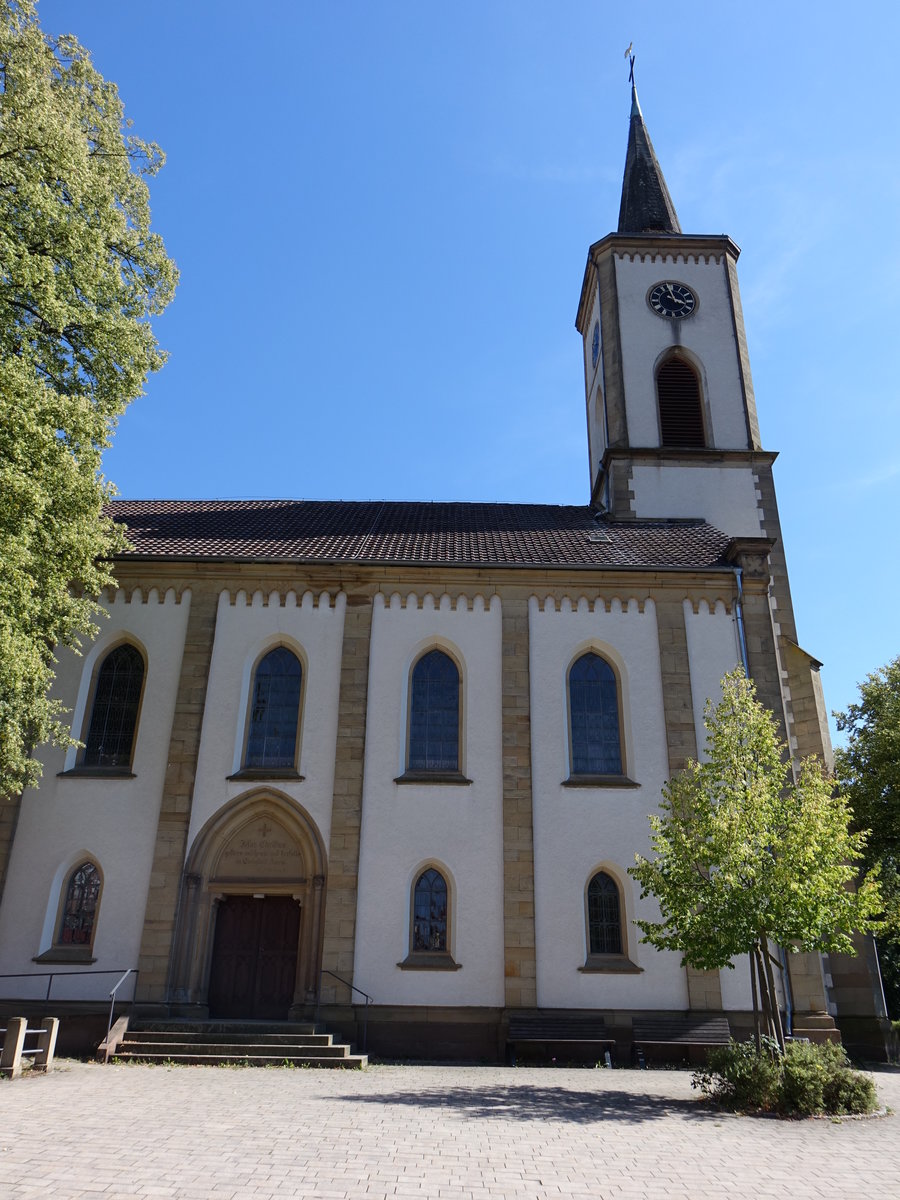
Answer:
[
  {"left": 245, "top": 646, "right": 302, "bottom": 769},
  {"left": 412, "top": 868, "right": 448, "bottom": 953},
  {"left": 588, "top": 871, "right": 623, "bottom": 956},
  {"left": 408, "top": 649, "right": 460, "bottom": 772},
  {"left": 82, "top": 644, "right": 145, "bottom": 768},
  {"left": 569, "top": 652, "right": 623, "bottom": 776},
  {"left": 58, "top": 862, "right": 102, "bottom": 947},
  {"left": 657, "top": 356, "right": 705, "bottom": 447}
]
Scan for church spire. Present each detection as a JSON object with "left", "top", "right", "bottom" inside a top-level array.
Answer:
[{"left": 617, "top": 84, "right": 681, "bottom": 235}]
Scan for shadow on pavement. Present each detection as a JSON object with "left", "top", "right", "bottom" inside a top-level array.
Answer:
[{"left": 334, "top": 1084, "right": 712, "bottom": 1125}]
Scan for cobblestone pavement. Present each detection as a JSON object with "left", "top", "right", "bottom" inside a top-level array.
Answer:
[{"left": 1, "top": 1061, "right": 898, "bottom": 1200}]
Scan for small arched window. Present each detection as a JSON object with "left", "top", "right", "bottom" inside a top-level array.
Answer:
[
  {"left": 58, "top": 862, "right": 102, "bottom": 948},
  {"left": 657, "top": 356, "right": 705, "bottom": 447},
  {"left": 569, "top": 652, "right": 623, "bottom": 776},
  {"left": 413, "top": 868, "right": 448, "bottom": 953},
  {"left": 408, "top": 649, "right": 460, "bottom": 773},
  {"left": 587, "top": 871, "right": 623, "bottom": 956},
  {"left": 245, "top": 646, "right": 302, "bottom": 770},
  {"left": 82, "top": 643, "right": 145, "bottom": 769}
]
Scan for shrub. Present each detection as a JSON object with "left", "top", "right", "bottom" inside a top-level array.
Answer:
[
  {"left": 692, "top": 1038, "right": 879, "bottom": 1116},
  {"left": 692, "top": 1038, "right": 781, "bottom": 1111}
]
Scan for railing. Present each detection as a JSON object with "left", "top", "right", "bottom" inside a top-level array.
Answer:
[
  {"left": 319, "top": 969, "right": 373, "bottom": 1053},
  {"left": 104, "top": 969, "right": 139, "bottom": 1061},
  {"left": 0, "top": 967, "right": 139, "bottom": 1005},
  {"left": 0, "top": 1017, "right": 59, "bottom": 1078}
]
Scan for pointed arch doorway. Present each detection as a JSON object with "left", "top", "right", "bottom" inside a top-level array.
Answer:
[{"left": 169, "top": 792, "right": 327, "bottom": 1020}]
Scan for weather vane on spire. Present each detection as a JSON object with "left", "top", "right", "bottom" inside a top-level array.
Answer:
[{"left": 624, "top": 42, "right": 635, "bottom": 85}]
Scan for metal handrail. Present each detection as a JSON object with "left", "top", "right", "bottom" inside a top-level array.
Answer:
[
  {"left": 104, "top": 968, "right": 139, "bottom": 1059},
  {"left": 319, "top": 969, "right": 373, "bottom": 1054},
  {"left": 0, "top": 968, "right": 137, "bottom": 1003}
]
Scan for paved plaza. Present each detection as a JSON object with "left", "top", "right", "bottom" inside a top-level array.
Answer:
[{"left": 1, "top": 1060, "right": 899, "bottom": 1200}]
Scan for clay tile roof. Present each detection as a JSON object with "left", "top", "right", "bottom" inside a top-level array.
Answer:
[{"left": 107, "top": 499, "right": 732, "bottom": 572}]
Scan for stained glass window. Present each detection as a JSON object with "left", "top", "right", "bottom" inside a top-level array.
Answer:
[
  {"left": 59, "top": 862, "right": 101, "bottom": 946},
  {"left": 245, "top": 647, "right": 302, "bottom": 769},
  {"left": 588, "top": 871, "right": 622, "bottom": 955},
  {"left": 413, "top": 868, "right": 448, "bottom": 952},
  {"left": 569, "top": 652, "right": 622, "bottom": 775},
  {"left": 408, "top": 650, "right": 459, "bottom": 772},
  {"left": 83, "top": 644, "right": 144, "bottom": 768}
]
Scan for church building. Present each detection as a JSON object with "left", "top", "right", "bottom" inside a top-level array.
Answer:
[{"left": 0, "top": 87, "right": 887, "bottom": 1061}]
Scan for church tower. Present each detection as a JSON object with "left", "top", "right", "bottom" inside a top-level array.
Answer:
[
  {"left": 575, "top": 81, "right": 889, "bottom": 1050},
  {"left": 576, "top": 84, "right": 764, "bottom": 539}
]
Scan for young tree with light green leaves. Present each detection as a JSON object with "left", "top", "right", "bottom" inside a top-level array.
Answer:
[
  {"left": 0, "top": 0, "right": 177, "bottom": 798},
  {"left": 630, "top": 668, "right": 884, "bottom": 1051},
  {"left": 834, "top": 655, "right": 900, "bottom": 1018}
]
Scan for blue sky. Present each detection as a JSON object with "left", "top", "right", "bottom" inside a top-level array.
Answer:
[{"left": 36, "top": 1, "right": 900, "bottom": 741}]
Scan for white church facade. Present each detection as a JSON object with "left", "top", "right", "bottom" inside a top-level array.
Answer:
[{"left": 0, "top": 89, "right": 887, "bottom": 1060}]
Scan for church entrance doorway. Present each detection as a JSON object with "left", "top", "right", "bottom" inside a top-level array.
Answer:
[{"left": 208, "top": 894, "right": 301, "bottom": 1019}]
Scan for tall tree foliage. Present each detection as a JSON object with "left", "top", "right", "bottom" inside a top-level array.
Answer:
[
  {"left": 834, "top": 656, "right": 900, "bottom": 1017},
  {"left": 0, "top": 0, "right": 177, "bottom": 797},
  {"left": 630, "top": 669, "right": 884, "bottom": 1050}
]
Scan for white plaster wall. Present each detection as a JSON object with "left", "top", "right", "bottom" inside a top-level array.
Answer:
[
  {"left": 630, "top": 463, "right": 764, "bottom": 536},
  {"left": 720, "top": 955, "right": 754, "bottom": 1011},
  {"left": 528, "top": 595, "right": 688, "bottom": 1010},
  {"left": 0, "top": 588, "right": 191, "bottom": 998},
  {"left": 187, "top": 589, "right": 346, "bottom": 856},
  {"left": 614, "top": 253, "right": 749, "bottom": 449},
  {"left": 353, "top": 592, "right": 505, "bottom": 1006},
  {"left": 683, "top": 599, "right": 744, "bottom": 762}
]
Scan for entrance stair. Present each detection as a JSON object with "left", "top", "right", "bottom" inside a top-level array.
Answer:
[{"left": 111, "top": 1021, "right": 367, "bottom": 1069}]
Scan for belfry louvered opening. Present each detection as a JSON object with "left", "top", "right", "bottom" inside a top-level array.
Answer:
[{"left": 657, "top": 357, "right": 705, "bottom": 447}]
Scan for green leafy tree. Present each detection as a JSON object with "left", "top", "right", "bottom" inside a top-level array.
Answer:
[
  {"left": 0, "top": 0, "right": 177, "bottom": 797},
  {"left": 630, "top": 668, "right": 884, "bottom": 1050},
  {"left": 834, "top": 656, "right": 900, "bottom": 1017}
]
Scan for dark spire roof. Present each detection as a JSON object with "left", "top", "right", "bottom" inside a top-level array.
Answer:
[{"left": 617, "top": 85, "right": 681, "bottom": 235}]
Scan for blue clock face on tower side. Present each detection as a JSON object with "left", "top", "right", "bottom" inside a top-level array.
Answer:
[{"left": 591, "top": 321, "right": 600, "bottom": 368}]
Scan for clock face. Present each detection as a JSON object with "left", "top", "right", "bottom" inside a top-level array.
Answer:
[
  {"left": 591, "top": 321, "right": 600, "bottom": 368},
  {"left": 648, "top": 281, "right": 697, "bottom": 320}
]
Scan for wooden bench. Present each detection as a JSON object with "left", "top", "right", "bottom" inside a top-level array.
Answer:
[
  {"left": 631, "top": 1016, "right": 731, "bottom": 1065},
  {"left": 506, "top": 1015, "right": 616, "bottom": 1064}
]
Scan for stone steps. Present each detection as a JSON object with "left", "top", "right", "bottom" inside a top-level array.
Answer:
[{"left": 113, "top": 1022, "right": 367, "bottom": 1069}]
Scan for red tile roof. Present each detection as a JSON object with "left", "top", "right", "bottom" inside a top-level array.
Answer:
[{"left": 107, "top": 499, "right": 732, "bottom": 571}]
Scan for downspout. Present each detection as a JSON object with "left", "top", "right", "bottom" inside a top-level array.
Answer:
[{"left": 733, "top": 564, "right": 794, "bottom": 1038}]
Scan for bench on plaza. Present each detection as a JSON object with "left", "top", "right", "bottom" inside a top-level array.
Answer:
[
  {"left": 505, "top": 1014, "right": 616, "bottom": 1064},
  {"left": 631, "top": 1016, "right": 731, "bottom": 1065}
]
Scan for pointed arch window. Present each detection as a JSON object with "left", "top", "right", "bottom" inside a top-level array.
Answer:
[
  {"left": 657, "top": 356, "right": 705, "bottom": 447},
  {"left": 568, "top": 652, "right": 623, "bottom": 777},
  {"left": 245, "top": 646, "right": 302, "bottom": 770},
  {"left": 407, "top": 649, "right": 461, "bottom": 774},
  {"left": 82, "top": 643, "right": 145, "bottom": 769},
  {"left": 587, "top": 871, "right": 623, "bottom": 956},
  {"left": 58, "top": 862, "right": 102, "bottom": 948},
  {"left": 399, "top": 865, "right": 461, "bottom": 970},
  {"left": 413, "top": 868, "right": 448, "bottom": 953}
]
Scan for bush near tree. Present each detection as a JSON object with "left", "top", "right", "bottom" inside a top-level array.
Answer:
[
  {"left": 0, "top": 0, "right": 177, "bottom": 799},
  {"left": 693, "top": 1038, "right": 878, "bottom": 1116},
  {"left": 630, "top": 668, "right": 885, "bottom": 1052}
]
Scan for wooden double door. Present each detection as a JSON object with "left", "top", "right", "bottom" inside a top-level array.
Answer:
[{"left": 208, "top": 895, "right": 301, "bottom": 1019}]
